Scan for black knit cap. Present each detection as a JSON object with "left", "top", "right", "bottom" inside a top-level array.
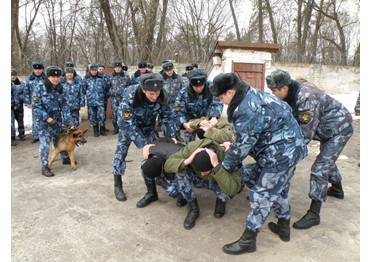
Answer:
[
  {"left": 193, "top": 150, "right": 213, "bottom": 172},
  {"left": 210, "top": 73, "right": 240, "bottom": 97},
  {"left": 141, "top": 156, "right": 163, "bottom": 178}
]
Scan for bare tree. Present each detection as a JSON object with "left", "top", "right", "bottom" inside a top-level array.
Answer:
[{"left": 228, "top": 0, "right": 241, "bottom": 41}]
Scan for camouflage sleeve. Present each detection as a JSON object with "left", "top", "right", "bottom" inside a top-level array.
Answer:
[
  {"left": 296, "top": 96, "right": 322, "bottom": 144},
  {"left": 207, "top": 97, "right": 223, "bottom": 118},
  {"left": 31, "top": 85, "right": 49, "bottom": 123},
  {"left": 23, "top": 80, "right": 32, "bottom": 105},
  {"left": 159, "top": 103, "right": 177, "bottom": 138},
  {"left": 221, "top": 110, "right": 260, "bottom": 171},
  {"left": 61, "top": 96, "right": 73, "bottom": 126},
  {"left": 174, "top": 87, "right": 188, "bottom": 127},
  {"left": 79, "top": 82, "right": 85, "bottom": 107}
]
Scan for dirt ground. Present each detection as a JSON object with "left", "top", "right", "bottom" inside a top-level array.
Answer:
[{"left": 10, "top": 118, "right": 360, "bottom": 262}]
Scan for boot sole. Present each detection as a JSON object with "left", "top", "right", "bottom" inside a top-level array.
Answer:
[
  {"left": 293, "top": 221, "right": 320, "bottom": 229},
  {"left": 222, "top": 246, "right": 256, "bottom": 255}
]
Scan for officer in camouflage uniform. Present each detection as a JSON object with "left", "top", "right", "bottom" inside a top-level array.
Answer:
[
  {"left": 61, "top": 67, "right": 85, "bottom": 128},
  {"left": 130, "top": 61, "right": 151, "bottom": 85},
  {"left": 11, "top": 82, "right": 18, "bottom": 146},
  {"left": 111, "top": 73, "right": 178, "bottom": 202},
  {"left": 61, "top": 61, "right": 82, "bottom": 83},
  {"left": 174, "top": 69, "right": 223, "bottom": 143},
  {"left": 107, "top": 61, "right": 131, "bottom": 134},
  {"left": 24, "top": 61, "right": 46, "bottom": 143},
  {"left": 81, "top": 63, "right": 109, "bottom": 137},
  {"left": 97, "top": 63, "right": 111, "bottom": 132},
  {"left": 164, "top": 137, "right": 243, "bottom": 230},
  {"left": 32, "top": 66, "right": 74, "bottom": 177},
  {"left": 11, "top": 69, "right": 26, "bottom": 141},
  {"left": 210, "top": 73, "right": 308, "bottom": 255},
  {"left": 266, "top": 69, "right": 354, "bottom": 230}
]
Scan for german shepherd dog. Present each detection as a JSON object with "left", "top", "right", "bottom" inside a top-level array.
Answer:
[{"left": 48, "top": 128, "right": 88, "bottom": 170}]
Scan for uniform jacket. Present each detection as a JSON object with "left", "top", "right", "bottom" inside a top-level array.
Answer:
[
  {"left": 164, "top": 138, "right": 242, "bottom": 196},
  {"left": 118, "top": 85, "right": 177, "bottom": 148},
  {"left": 285, "top": 80, "right": 353, "bottom": 144},
  {"left": 161, "top": 71, "right": 189, "bottom": 106},
  {"left": 222, "top": 82, "right": 308, "bottom": 172},
  {"left": 24, "top": 72, "right": 46, "bottom": 105},
  {"left": 81, "top": 73, "right": 108, "bottom": 106},
  {"left": 11, "top": 78, "right": 26, "bottom": 109},
  {"left": 130, "top": 70, "right": 151, "bottom": 85},
  {"left": 174, "top": 82, "right": 223, "bottom": 128},
  {"left": 107, "top": 71, "right": 131, "bottom": 98},
  {"left": 31, "top": 79, "right": 73, "bottom": 132},
  {"left": 62, "top": 78, "right": 85, "bottom": 110}
]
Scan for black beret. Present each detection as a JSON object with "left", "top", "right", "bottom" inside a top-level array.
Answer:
[
  {"left": 64, "top": 67, "right": 75, "bottom": 73},
  {"left": 188, "top": 69, "right": 207, "bottom": 86},
  {"left": 113, "top": 61, "right": 123, "bottom": 67},
  {"left": 138, "top": 61, "right": 147, "bottom": 68},
  {"left": 211, "top": 73, "right": 240, "bottom": 97},
  {"left": 11, "top": 69, "right": 17, "bottom": 76},
  {"left": 46, "top": 66, "right": 62, "bottom": 77},
  {"left": 140, "top": 73, "right": 164, "bottom": 91},
  {"left": 162, "top": 61, "right": 174, "bottom": 71},
  {"left": 65, "top": 61, "right": 75, "bottom": 67},
  {"left": 32, "top": 61, "right": 44, "bottom": 69},
  {"left": 193, "top": 150, "right": 213, "bottom": 172},
  {"left": 185, "top": 65, "right": 193, "bottom": 71},
  {"left": 122, "top": 65, "right": 128, "bottom": 71},
  {"left": 147, "top": 63, "right": 154, "bottom": 69},
  {"left": 89, "top": 63, "right": 99, "bottom": 70}
]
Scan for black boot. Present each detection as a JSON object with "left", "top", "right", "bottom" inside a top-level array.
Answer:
[
  {"left": 327, "top": 181, "right": 344, "bottom": 199},
  {"left": 223, "top": 229, "right": 257, "bottom": 255},
  {"left": 184, "top": 199, "right": 200, "bottom": 230},
  {"left": 112, "top": 123, "right": 119, "bottom": 135},
  {"left": 155, "top": 176, "right": 169, "bottom": 190},
  {"left": 93, "top": 125, "right": 99, "bottom": 137},
  {"left": 176, "top": 195, "right": 187, "bottom": 207},
  {"left": 31, "top": 138, "right": 39, "bottom": 143},
  {"left": 11, "top": 138, "right": 17, "bottom": 146},
  {"left": 41, "top": 167, "right": 55, "bottom": 177},
  {"left": 136, "top": 184, "right": 158, "bottom": 208},
  {"left": 114, "top": 175, "right": 127, "bottom": 201},
  {"left": 62, "top": 158, "right": 77, "bottom": 165},
  {"left": 268, "top": 218, "right": 290, "bottom": 241},
  {"left": 293, "top": 200, "right": 322, "bottom": 229},
  {"left": 214, "top": 198, "right": 226, "bottom": 218},
  {"left": 102, "top": 125, "right": 110, "bottom": 132},
  {"left": 100, "top": 126, "right": 107, "bottom": 136}
]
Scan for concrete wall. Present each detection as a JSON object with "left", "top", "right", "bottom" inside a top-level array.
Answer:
[{"left": 268, "top": 63, "right": 360, "bottom": 95}]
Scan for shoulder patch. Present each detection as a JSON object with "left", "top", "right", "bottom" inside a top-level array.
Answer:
[
  {"left": 175, "top": 105, "right": 181, "bottom": 112},
  {"left": 31, "top": 96, "right": 39, "bottom": 102},
  {"left": 231, "top": 132, "right": 237, "bottom": 142},
  {"left": 299, "top": 112, "right": 311, "bottom": 124},
  {"left": 123, "top": 111, "right": 131, "bottom": 119}
]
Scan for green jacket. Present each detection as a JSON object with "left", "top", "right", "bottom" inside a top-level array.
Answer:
[{"left": 164, "top": 138, "right": 242, "bottom": 196}]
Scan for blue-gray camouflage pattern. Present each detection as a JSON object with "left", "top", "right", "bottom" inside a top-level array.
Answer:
[
  {"left": 62, "top": 78, "right": 85, "bottom": 128},
  {"left": 221, "top": 86, "right": 307, "bottom": 233},
  {"left": 241, "top": 164, "right": 296, "bottom": 232},
  {"left": 112, "top": 85, "right": 177, "bottom": 176},
  {"left": 175, "top": 169, "right": 233, "bottom": 202},
  {"left": 107, "top": 71, "right": 131, "bottom": 125},
  {"left": 32, "top": 80, "right": 73, "bottom": 168},
  {"left": 130, "top": 69, "right": 151, "bottom": 85},
  {"left": 286, "top": 80, "right": 354, "bottom": 202},
  {"left": 82, "top": 73, "right": 108, "bottom": 126},
  {"left": 11, "top": 80, "right": 26, "bottom": 138},
  {"left": 24, "top": 72, "right": 46, "bottom": 139},
  {"left": 161, "top": 71, "right": 189, "bottom": 107},
  {"left": 174, "top": 82, "right": 223, "bottom": 143}
]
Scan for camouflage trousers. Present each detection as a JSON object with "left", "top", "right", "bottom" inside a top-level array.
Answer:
[
  {"left": 240, "top": 163, "right": 295, "bottom": 232},
  {"left": 88, "top": 106, "right": 106, "bottom": 126},
  {"left": 112, "top": 129, "right": 159, "bottom": 176},
  {"left": 110, "top": 97, "right": 121, "bottom": 125},
  {"left": 70, "top": 109, "right": 80, "bottom": 128},
  {"left": 31, "top": 107, "right": 39, "bottom": 139},
  {"left": 175, "top": 168, "right": 232, "bottom": 202},
  {"left": 184, "top": 131, "right": 196, "bottom": 144},
  {"left": 12, "top": 107, "right": 25, "bottom": 138},
  {"left": 38, "top": 128, "right": 68, "bottom": 168},
  {"left": 310, "top": 125, "right": 354, "bottom": 202},
  {"left": 11, "top": 110, "right": 15, "bottom": 139}
]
